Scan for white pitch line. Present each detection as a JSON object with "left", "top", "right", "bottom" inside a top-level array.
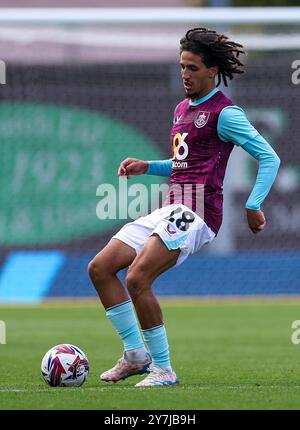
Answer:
[{"left": 1, "top": 385, "right": 300, "bottom": 393}]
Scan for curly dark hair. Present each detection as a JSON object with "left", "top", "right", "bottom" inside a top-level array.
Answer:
[{"left": 180, "top": 27, "right": 245, "bottom": 87}]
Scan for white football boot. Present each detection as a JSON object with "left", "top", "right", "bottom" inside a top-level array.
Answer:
[
  {"left": 135, "top": 363, "right": 179, "bottom": 387},
  {"left": 100, "top": 352, "right": 152, "bottom": 383}
]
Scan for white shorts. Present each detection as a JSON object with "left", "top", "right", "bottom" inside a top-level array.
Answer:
[{"left": 112, "top": 204, "right": 215, "bottom": 266}]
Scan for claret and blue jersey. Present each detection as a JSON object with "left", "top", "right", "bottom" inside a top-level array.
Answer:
[{"left": 146, "top": 88, "right": 280, "bottom": 235}]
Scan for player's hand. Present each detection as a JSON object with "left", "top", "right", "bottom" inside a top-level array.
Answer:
[
  {"left": 118, "top": 158, "right": 148, "bottom": 179},
  {"left": 246, "top": 209, "right": 266, "bottom": 234}
]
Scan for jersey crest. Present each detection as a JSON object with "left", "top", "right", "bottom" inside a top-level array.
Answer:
[{"left": 194, "top": 111, "right": 210, "bottom": 128}]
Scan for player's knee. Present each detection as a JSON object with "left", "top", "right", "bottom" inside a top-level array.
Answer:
[
  {"left": 87, "top": 258, "right": 109, "bottom": 286},
  {"left": 126, "top": 268, "right": 149, "bottom": 300},
  {"left": 87, "top": 259, "right": 99, "bottom": 283}
]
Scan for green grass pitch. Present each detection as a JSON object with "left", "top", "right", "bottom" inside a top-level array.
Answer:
[{"left": 0, "top": 299, "right": 300, "bottom": 410}]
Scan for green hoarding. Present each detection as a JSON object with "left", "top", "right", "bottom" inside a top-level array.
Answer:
[{"left": 0, "top": 103, "right": 164, "bottom": 246}]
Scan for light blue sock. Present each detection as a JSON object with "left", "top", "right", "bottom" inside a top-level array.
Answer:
[
  {"left": 142, "top": 324, "right": 171, "bottom": 369},
  {"left": 106, "top": 300, "right": 145, "bottom": 352}
]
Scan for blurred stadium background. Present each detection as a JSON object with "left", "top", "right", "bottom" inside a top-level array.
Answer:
[{"left": 0, "top": 0, "right": 299, "bottom": 303}]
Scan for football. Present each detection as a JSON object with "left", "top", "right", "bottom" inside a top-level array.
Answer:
[{"left": 41, "top": 344, "right": 89, "bottom": 387}]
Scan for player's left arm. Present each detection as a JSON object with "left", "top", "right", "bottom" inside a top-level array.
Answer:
[{"left": 218, "top": 106, "right": 281, "bottom": 234}]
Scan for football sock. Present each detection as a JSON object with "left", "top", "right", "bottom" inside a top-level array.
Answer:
[
  {"left": 124, "top": 348, "right": 149, "bottom": 363},
  {"left": 106, "top": 300, "right": 146, "bottom": 355},
  {"left": 142, "top": 324, "right": 172, "bottom": 370}
]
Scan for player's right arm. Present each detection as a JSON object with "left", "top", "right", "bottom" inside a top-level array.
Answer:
[
  {"left": 118, "top": 158, "right": 172, "bottom": 178},
  {"left": 118, "top": 157, "right": 148, "bottom": 177}
]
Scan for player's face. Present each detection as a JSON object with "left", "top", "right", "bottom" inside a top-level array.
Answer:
[{"left": 180, "top": 51, "right": 218, "bottom": 100}]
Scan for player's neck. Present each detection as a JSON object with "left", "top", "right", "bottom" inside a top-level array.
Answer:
[{"left": 190, "top": 85, "right": 216, "bottom": 103}]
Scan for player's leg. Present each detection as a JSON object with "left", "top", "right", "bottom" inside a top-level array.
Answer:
[
  {"left": 126, "top": 234, "right": 180, "bottom": 328},
  {"left": 125, "top": 234, "right": 181, "bottom": 387},
  {"left": 88, "top": 238, "right": 135, "bottom": 309},
  {"left": 88, "top": 239, "right": 151, "bottom": 382},
  {"left": 126, "top": 204, "right": 215, "bottom": 386}
]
